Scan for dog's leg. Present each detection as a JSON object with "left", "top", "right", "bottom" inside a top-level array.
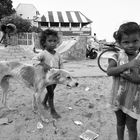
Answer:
[
  {"left": 33, "top": 80, "right": 45, "bottom": 112},
  {"left": 42, "top": 91, "right": 49, "bottom": 109},
  {"left": 32, "top": 93, "right": 38, "bottom": 113},
  {"left": 47, "top": 84, "right": 61, "bottom": 119},
  {"left": 1, "top": 76, "right": 10, "bottom": 109}
]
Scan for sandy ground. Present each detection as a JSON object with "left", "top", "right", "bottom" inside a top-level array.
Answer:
[{"left": 0, "top": 59, "right": 139, "bottom": 140}]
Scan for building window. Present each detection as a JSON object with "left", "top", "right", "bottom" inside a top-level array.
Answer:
[
  {"left": 50, "top": 22, "right": 59, "bottom": 27},
  {"left": 71, "top": 23, "right": 80, "bottom": 27},
  {"left": 41, "top": 22, "right": 48, "bottom": 27},
  {"left": 61, "top": 22, "right": 69, "bottom": 27}
]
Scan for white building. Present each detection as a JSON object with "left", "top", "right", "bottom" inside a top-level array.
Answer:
[
  {"left": 15, "top": 3, "right": 92, "bottom": 36},
  {"left": 15, "top": 3, "right": 40, "bottom": 26}
]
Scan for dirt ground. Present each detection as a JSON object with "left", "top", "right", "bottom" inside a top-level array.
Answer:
[{"left": 0, "top": 59, "right": 139, "bottom": 140}]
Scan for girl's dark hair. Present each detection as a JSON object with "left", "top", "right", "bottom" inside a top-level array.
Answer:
[
  {"left": 39, "top": 29, "right": 59, "bottom": 50},
  {"left": 113, "top": 22, "right": 140, "bottom": 43}
]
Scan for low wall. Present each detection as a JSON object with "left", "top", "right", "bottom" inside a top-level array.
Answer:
[
  {"left": 61, "top": 37, "right": 87, "bottom": 60},
  {"left": 0, "top": 32, "right": 88, "bottom": 60},
  {"left": 0, "top": 32, "right": 33, "bottom": 46}
]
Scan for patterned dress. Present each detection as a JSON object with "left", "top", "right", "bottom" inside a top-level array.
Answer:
[
  {"left": 33, "top": 50, "right": 63, "bottom": 69},
  {"left": 110, "top": 51, "right": 140, "bottom": 120}
]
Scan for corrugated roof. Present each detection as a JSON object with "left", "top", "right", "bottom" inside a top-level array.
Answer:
[{"left": 36, "top": 11, "right": 92, "bottom": 23}]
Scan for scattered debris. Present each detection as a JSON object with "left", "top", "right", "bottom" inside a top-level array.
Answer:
[
  {"left": 73, "top": 120, "right": 83, "bottom": 126},
  {"left": 85, "top": 87, "right": 90, "bottom": 91},
  {"left": 37, "top": 122, "right": 43, "bottom": 129},
  {"left": 79, "top": 129, "right": 99, "bottom": 140},
  {"left": 67, "top": 107, "right": 73, "bottom": 110},
  {"left": 0, "top": 117, "right": 9, "bottom": 125}
]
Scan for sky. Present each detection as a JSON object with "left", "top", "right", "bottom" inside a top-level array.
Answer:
[{"left": 12, "top": 0, "right": 140, "bottom": 42}]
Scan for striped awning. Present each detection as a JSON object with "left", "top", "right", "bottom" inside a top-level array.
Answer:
[{"left": 36, "top": 11, "right": 92, "bottom": 23}]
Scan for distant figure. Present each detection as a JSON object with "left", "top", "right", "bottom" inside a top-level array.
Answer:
[
  {"left": 86, "top": 33, "right": 100, "bottom": 55},
  {"left": 92, "top": 33, "right": 99, "bottom": 43},
  {"left": 0, "top": 23, "right": 16, "bottom": 47}
]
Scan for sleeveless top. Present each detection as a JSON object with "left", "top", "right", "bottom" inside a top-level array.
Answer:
[{"left": 110, "top": 50, "right": 140, "bottom": 119}]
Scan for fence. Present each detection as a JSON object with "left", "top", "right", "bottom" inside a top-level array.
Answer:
[
  {"left": 0, "top": 32, "right": 35, "bottom": 46},
  {"left": 0, "top": 32, "right": 88, "bottom": 60}
]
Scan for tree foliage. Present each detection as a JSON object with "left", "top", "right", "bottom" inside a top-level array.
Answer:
[
  {"left": 1, "top": 14, "right": 42, "bottom": 33},
  {"left": 0, "top": 0, "right": 15, "bottom": 20},
  {"left": 1, "top": 14, "right": 31, "bottom": 33},
  {"left": 0, "top": 0, "right": 42, "bottom": 33},
  {"left": 29, "top": 26, "right": 42, "bottom": 33}
]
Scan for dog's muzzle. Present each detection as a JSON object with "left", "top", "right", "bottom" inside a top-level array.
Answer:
[
  {"left": 67, "top": 82, "right": 79, "bottom": 88},
  {"left": 75, "top": 82, "right": 79, "bottom": 87}
]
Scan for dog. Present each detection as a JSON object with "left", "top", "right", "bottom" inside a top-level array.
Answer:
[{"left": 0, "top": 61, "right": 78, "bottom": 119}]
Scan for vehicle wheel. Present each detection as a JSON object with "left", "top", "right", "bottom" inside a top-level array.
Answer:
[
  {"left": 97, "top": 49, "right": 117, "bottom": 73},
  {"left": 89, "top": 51, "right": 98, "bottom": 59}
]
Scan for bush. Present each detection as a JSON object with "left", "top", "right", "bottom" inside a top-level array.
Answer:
[
  {"left": 29, "top": 26, "right": 42, "bottom": 33},
  {"left": 1, "top": 14, "right": 31, "bottom": 33}
]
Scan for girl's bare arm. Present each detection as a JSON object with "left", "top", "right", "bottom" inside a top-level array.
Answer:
[
  {"left": 107, "top": 59, "right": 140, "bottom": 76},
  {"left": 120, "top": 69, "right": 140, "bottom": 84},
  {"left": 107, "top": 59, "right": 130, "bottom": 76}
]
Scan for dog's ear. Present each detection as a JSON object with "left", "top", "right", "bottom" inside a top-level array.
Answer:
[
  {"left": 49, "top": 69, "right": 61, "bottom": 80},
  {"left": 52, "top": 72, "right": 61, "bottom": 80}
]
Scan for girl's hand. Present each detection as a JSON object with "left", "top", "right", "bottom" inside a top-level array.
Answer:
[
  {"left": 120, "top": 72, "right": 140, "bottom": 84},
  {"left": 128, "top": 59, "right": 140, "bottom": 69}
]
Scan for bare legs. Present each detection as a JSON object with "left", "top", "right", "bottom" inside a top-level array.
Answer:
[
  {"left": 126, "top": 116, "right": 137, "bottom": 140},
  {"left": 115, "top": 110, "right": 137, "bottom": 140},
  {"left": 42, "top": 84, "right": 61, "bottom": 119}
]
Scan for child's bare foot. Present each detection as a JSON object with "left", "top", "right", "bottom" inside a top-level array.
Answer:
[
  {"left": 42, "top": 102, "right": 49, "bottom": 110},
  {"left": 51, "top": 110, "right": 61, "bottom": 119}
]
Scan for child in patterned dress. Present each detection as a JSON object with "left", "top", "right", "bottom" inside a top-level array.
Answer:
[{"left": 107, "top": 22, "right": 140, "bottom": 140}]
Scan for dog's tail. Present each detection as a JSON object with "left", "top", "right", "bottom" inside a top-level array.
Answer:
[
  {"left": 0, "top": 75, "right": 13, "bottom": 89},
  {"left": 1, "top": 75, "right": 13, "bottom": 82}
]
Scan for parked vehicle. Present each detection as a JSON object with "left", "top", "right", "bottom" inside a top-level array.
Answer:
[{"left": 86, "top": 47, "right": 98, "bottom": 59}]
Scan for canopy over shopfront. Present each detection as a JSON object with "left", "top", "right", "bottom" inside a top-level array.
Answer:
[
  {"left": 35, "top": 11, "right": 92, "bottom": 36},
  {"left": 36, "top": 11, "right": 92, "bottom": 24}
]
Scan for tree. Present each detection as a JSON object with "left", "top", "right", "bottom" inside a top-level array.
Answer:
[
  {"left": 1, "top": 14, "right": 42, "bottom": 33},
  {"left": 29, "top": 26, "right": 42, "bottom": 33},
  {"left": 0, "top": 0, "right": 15, "bottom": 20},
  {"left": 1, "top": 14, "right": 31, "bottom": 33}
]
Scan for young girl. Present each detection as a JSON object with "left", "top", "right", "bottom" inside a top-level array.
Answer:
[
  {"left": 107, "top": 22, "right": 140, "bottom": 140},
  {"left": 33, "top": 29, "right": 63, "bottom": 119}
]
